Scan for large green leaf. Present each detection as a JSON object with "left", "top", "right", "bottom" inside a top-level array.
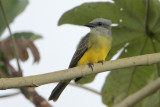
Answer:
[
  {"left": 58, "top": 0, "right": 145, "bottom": 30},
  {"left": 0, "top": 0, "right": 28, "bottom": 36},
  {"left": 102, "top": 37, "right": 157, "bottom": 106},
  {"left": 58, "top": 0, "right": 150, "bottom": 84},
  {"left": 58, "top": 2, "right": 119, "bottom": 26},
  {"left": 58, "top": 0, "right": 160, "bottom": 106}
]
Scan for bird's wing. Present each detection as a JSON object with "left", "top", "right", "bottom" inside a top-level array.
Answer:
[{"left": 69, "top": 33, "right": 90, "bottom": 68}]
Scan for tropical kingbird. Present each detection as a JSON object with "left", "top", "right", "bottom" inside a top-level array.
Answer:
[{"left": 49, "top": 18, "right": 112, "bottom": 101}]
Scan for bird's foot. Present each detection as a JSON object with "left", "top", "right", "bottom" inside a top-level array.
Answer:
[
  {"left": 98, "top": 61, "right": 103, "bottom": 65},
  {"left": 88, "top": 63, "right": 94, "bottom": 71}
]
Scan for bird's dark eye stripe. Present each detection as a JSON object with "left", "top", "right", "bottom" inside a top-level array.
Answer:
[
  {"left": 97, "top": 22, "right": 103, "bottom": 26},
  {"left": 96, "top": 22, "right": 110, "bottom": 28}
]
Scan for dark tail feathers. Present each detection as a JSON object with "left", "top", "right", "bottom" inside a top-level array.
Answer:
[{"left": 48, "top": 81, "right": 69, "bottom": 101}]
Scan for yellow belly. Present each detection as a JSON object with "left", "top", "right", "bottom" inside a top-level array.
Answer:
[{"left": 76, "top": 34, "right": 112, "bottom": 66}]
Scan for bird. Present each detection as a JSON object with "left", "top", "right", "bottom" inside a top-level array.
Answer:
[{"left": 49, "top": 18, "right": 112, "bottom": 101}]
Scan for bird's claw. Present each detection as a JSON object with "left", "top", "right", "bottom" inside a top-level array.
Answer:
[
  {"left": 98, "top": 61, "right": 103, "bottom": 65},
  {"left": 88, "top": 63, "right": 94, "bottom": 71}
]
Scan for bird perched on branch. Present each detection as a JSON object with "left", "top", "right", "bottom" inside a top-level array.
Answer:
[{"left": 49, "top": 18, "right": 112, "bottom": 101}]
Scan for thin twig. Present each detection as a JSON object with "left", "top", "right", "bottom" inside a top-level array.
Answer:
[
  {"left": 69, "top": 83, "right": 100, "bottom": 95},
  {"left": 0, "top": 0, "right": 22, "bottom": 73},
  {"left": 0, "top": 2, "right": 52, "bottom": 106},
  {"left": 0, "top": 91, "right": 20, "bottom": 98}
]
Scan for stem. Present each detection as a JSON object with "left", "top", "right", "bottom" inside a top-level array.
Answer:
[
  {"left": 0, "top": 0, "right": 22, "bottom": 74},
  {"left": 69, "top": 83, "right": 100, "bottom": 95},
  {"left": 0, "top": 91, "right": 20, "bottom": 98}
]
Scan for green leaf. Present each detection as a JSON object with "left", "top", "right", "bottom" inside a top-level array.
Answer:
[
  {"left": 106, "top": 25, "right": 144, "bottom": 60},
  {"left": 58, "top": 0, "right": 160, "bottom": 106},
  {"left": 58, "top": 2, "right": 120, "bottom": 26},
  {"left": 0, "top": 0, "right": 28, "bottom": 36},
  {"left": 58, "top": 0, "right": 148, "bottom": 84},
  {"left": 76, "top": 74, "right": 96, "bottom": 84},
  {"left": 102, "top": 36, "right": 158, "bottom": 106},
  {"left": 102, "top": 65, "right": 157, "bottom": 107},
  {"left": 58, "top": 1, "right": 145, "bottom": 30},
  {"left": 13, "top": 32, "right": 42, "bottom": 41},
  {"left": 148, "top": 0, "right": 160, "bottom": 32}
]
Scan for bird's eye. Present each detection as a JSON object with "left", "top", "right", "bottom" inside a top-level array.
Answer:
[{"left": 98, "top": 22, "right": 103, "bottom": 26}]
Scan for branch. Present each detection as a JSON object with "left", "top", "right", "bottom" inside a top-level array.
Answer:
[
  {"left": 0, "top": 53, "right": 160, "bottom": 90},
  {"left": 0, "top": 91, "right": 20, "bottom": 98},
  {"left": 114, "top": 77, "right": 160, "bottom": 107},
  {"left": 0, "top": 58, "right": 52, "bottom": 106},
  {"left": 21, "top": 87, "right": 51, "bottom": 107}
]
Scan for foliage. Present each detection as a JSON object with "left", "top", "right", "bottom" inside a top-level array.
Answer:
[
  {"left": 58, "top": 0, "right": 160, "bottom": 106},
  {"left": 0, "top": 0, "right": 28, "bottom": 36},
  {"left": 0, "top": 32, "right": 41, "bottom": 62},
  {"left": 0, "top": 0, "right": 41, "bottom": 77},
  {"left": 0, "top": 0, "right": 52, "bottom": 106}
]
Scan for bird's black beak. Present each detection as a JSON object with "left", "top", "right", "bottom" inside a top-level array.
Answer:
[{"left": 84, "top": 23, "right": 95, "bottom": 28}]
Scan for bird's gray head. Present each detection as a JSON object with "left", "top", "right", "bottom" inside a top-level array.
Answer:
[{"left": 84, "top": 18, "right": 112, "bottom": 37}]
